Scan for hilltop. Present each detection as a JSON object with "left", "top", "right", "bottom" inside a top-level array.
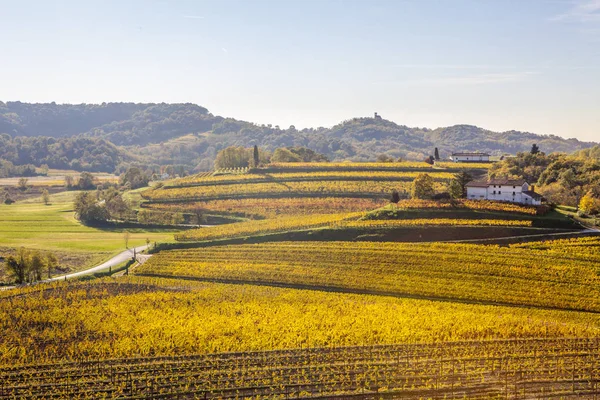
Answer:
[{"left": 0, "top": 101, "right": 596, "bottom": 172}]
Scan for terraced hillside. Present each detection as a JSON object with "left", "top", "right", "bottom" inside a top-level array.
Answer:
[{"left": 140, "top": 162, "right": 490, "bottom": 221}]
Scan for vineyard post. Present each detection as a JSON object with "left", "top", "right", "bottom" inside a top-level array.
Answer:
[
  {"left": 572, "top": 360, "right": 575, "bottom": 393},
  {"left": 451, "top": 354, "right": 455, "bottom": 398},
  {"left": 504, "top": 358, "right": 508, "bottom": 400}
]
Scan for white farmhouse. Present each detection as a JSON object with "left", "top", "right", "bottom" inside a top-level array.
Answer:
[
  {"left": 450, "top": 152, "right": 490, "bottom": 162},
  {"left": 466, "top": 179, "right": 544, "bottom": 205}
]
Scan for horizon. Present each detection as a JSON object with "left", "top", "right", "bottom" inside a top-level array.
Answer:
[
  {"left": 1, "top": 0, "right": 599, "bottom": 142},
  {"left": 1, "top": 99, "right": 598, "bottom": 144}
]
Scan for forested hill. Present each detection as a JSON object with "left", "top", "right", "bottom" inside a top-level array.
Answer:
[
  {"left": 0, "top": 102, "right": 218, "bottom": 145},
  {"left": 0, "top": 101, "right": 596, "bottom": 171}
]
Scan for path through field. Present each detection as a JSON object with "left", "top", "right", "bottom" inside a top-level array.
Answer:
[
  {"left": 0, "top": 245, "right": 150, "bottom": 291},
  {"left": 48, "top": 245, "right": 150, "bottom": 281}
]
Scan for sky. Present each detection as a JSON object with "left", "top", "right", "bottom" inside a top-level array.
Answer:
[{"left": 1, "top": 0, "right": 599, "bottom": 142}]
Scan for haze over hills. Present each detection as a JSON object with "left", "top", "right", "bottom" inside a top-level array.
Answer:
[{"left": 0, "top": 101, "right": 596, "bottom": 172}]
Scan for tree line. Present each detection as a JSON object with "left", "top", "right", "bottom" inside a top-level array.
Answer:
[
  {"left": 2, "top": 248, "right": 58, "bottom": 284},
  {"left": 214, "top": 146, "right": 329, "bottom": 169}
]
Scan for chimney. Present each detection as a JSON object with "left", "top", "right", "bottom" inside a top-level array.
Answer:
[{"left": 530, "top": 185, "right": 535, "bottom": 192}]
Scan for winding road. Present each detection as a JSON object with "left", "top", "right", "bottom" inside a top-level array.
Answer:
[
  {"left": 48, "top": 245, "right": 150, "bottom": 282},
  {"left": 0, "top": 245, "right": 150, "bottom": 291}
]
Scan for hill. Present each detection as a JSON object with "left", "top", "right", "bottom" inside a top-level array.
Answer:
[{"left": 0, "top": 102, "right": 597, "bottom": 171}]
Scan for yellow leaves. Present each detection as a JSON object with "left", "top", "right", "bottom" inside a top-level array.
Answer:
[
  {"left": 145, "top": 197, "right": 387, "bottom": 218},
  {"left": 175, "top": 212, "right": 364, "bottom": 241},
  {"left": 139, "top": 239, "right": 600, "bottom": 313},
  {"left": 579, "top": 191, "right": 599, "bottom": 215},
  {"left": 341, "top": 218, "right": 533, "bottom": 228},
  {"left": 143, "top": 180, "right": 421, "bottom": 202},
  {"left": 393, "top": 199, "right": 541, "bottom": 215},
  {"left": 2, "top": 276, "right": 600, "bottom": 366}
]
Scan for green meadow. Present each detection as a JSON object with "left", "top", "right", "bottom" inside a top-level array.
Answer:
[{"left": 0, "top": 190, "right": 177, "bottom": 259}]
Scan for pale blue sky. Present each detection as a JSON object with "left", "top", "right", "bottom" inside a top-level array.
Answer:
[{"left": 1, "top": 0, "right": 599, "bottom": 141}]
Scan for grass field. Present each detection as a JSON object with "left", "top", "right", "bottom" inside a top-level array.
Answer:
[
  {"left": 0, "top": 191, "right": 178, "bottom": 278},
  {"left": 0, "top": 169, "right": 118, "bottom": 187}
]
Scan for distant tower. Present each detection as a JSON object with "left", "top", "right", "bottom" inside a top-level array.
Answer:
[{"left": 374, "top": 112, "right": 382, "bottom": 120}]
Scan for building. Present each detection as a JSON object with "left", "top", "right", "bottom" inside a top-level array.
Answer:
[
  {"left": 466, "top": 178, "right": 544, "bottom": 205},
  {"left": 450, "top": 152, "right": 490, "bottom": 162}
]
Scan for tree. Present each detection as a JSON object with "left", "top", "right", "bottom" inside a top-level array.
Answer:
[
  {"left": 17, "top": 178, "right": 28, "bottom": 190},
  {"left": 411, "top": 173, "right": 435, "bottom": 199},
  {"left": 214, "top": 146, "right": 251, "bottom": 169},
  {"left": 192, "top": 206, "right": 205, "bottom": 225},
  {"left": 29, "top": 251, "right": 45, "bottom": 282},
  {"left": 285, "top": 147, "right": 328, "bottom": 162},
  {"left": 73, "top": 192, "right": 109, "bottom": 223},
  {"left": 5, "top": 255, "right": 26, "bottom": 284},
  {"left": 124, "top": 231, "right": 130, "bottom": 249},
  {"left": 434, "top": 148, "right": 440, "bottom": 161},
  {"left": 390, "top": 190, "right": 400, "bottom": 205},
  {"left": 77, "top": 172, "right": 96, "bottom": 190},
  {"left": 531, "top": 143, "right": 540, "bottom": 154},
  {"left": 376, "top": 154, "right": 394, "bottom": 163},
  {"left": 42, "top": 189, "right": 50, "bottom": 205},
  {"left": 253, "top": 145, "right": 260, "bottom": 168},
  {"left": 448, "top": 179, "right": 463, "bottom": 199},
  {"left": 120, "top": 167, "right": 149, "bottom": 189},
  {"left": 64, "top": 175, "right": 74, "bottom": 189},
  {"left": 271, "top": 148, "right": 303, "bottom": 163},
  {"left": 424, "top": 156, "right": 435, "bottom": 165},
  {"left": 579, "top": 191, "right": 599, "bottom": 215},
  {"left": 46, "top": 252, "right": 58, "bottom": 279},
  {"left": 452, "top": 171, "right": 473, "bottom": 198},
  {"left": 105, "top": 193, "right": 131, "bottom": 220}
]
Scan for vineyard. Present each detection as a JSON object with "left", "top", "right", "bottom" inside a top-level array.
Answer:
[
  {"left": 166, "top": 170, "right": 455, "bottom": 188},
  {"left": 341, "top": 218, "right": 533, "bottom": 228},
  {"left": 174, "top": 212, "right": 363, "bottom": 241},
  {"left": 261, "top": 161, "right": 435, "bottom": 171},
  {"left": 2, "top": 277, "right": 600, "bottom": 367},
  {"left": 143, "top": 180, "right": 431, "bottom": 202},
  {"left": 143, "top": 197, "right": 548, "bottom": 221},
  {"left": 143, "top": 161, "right": 460, "bottom": 204},
  {"left": 173, "top": 210, "right": 557, "bottom": 242},
  {"left": 2, "top": 338, "right": 600, "bottom": 399},
  {"left": 380, "top": 199, "right": 546, "bottom": 216},
  {"left": 144, "top": 197, "right": 388, "bottom": 218},
  {"left": 4, "top": 160, "right": 598, "bottom": 398},
  {"left": 136, "top": 238, "right": 600, "bottom": 312}
]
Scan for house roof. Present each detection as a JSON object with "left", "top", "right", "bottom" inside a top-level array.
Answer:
[
  {"left": 522, "top": 190, "right": 544, "bottom": 201},
  {"left": 466, "top": 178, "right": 527, "bottom": 187},
  {"left": 465, "top": 180, "right": 489, "bottom": 187},
  {"left": 451, "top": 152, "right": 490, "bottom": 157},
  {"left": 487, "top": 178, "right": 527, "bottom": 186}
]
